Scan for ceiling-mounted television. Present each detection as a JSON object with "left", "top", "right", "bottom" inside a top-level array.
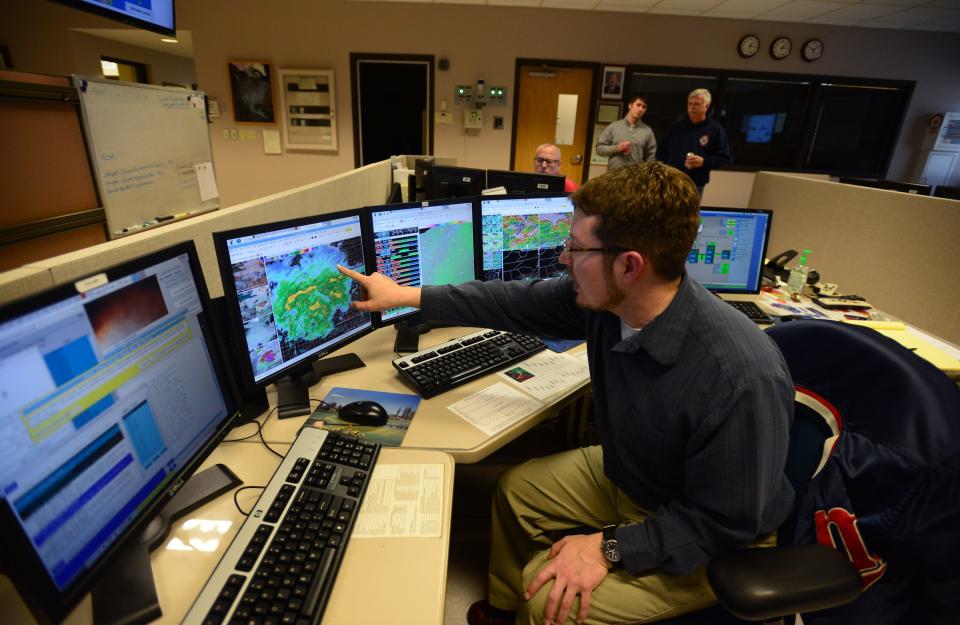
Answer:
[{"left": 53, "top": 0, "right": 176, "bottom": 37}]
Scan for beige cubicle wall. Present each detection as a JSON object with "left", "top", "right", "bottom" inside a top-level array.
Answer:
[
  {"left": 750, "top": 172, "right": 960, "bottom": 345},
  {"left": 0, "top": 160, "right": 394, "bottom": 304}
]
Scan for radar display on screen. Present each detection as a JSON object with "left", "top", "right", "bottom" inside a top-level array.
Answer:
[
  {"left": 371, "top": 201, "right": 475, "bottom": 322},
  {"left": 223, "top": 215, "right": 371, "bottom": 382},
  {"left": 480, "top": 195, "right": 573, "bottom": 282}
]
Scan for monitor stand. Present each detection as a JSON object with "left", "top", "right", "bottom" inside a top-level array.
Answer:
[
  {"left": 275, "top": 353, "right": 366, "bottom": 419},
  {"left": 90, "top": 464, "right": 242, "bottom": 625},
  {"left": 393, "top": 318, "right": 453, "bottom": 354}
]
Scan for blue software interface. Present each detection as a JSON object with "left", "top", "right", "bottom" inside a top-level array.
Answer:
[
  {"left": 0, "top": 252, "right": 228, "bottom": 591},
  {"left": 222, "top": 214, "right": 372, "bottom": 383},
  {"left": 371, "top": 201, "right": 475, "bottom": 323},
  {"left": 686, "top": 208, "right": 770, "bottom": 293},
  {"left": 480, "top": 195, "right": 574, "bottom": 282}
]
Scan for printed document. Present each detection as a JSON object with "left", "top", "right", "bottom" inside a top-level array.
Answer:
[
  {"left": 448, "top": 382, "right": 543, "bottom": 436},
  {"left": 354, "top": 463, "right": 444, "bottom": 538},
  {"left": 496, "top": 351, "right": 590, "bottom": 401}
]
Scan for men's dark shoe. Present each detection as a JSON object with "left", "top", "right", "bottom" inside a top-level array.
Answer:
[{"left": 467, "top": 600, "right": 517, "bottom": 625}]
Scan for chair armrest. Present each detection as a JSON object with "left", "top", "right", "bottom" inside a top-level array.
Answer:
[{"left": 706, "top": 544, "right": 862, "bottom": 621}]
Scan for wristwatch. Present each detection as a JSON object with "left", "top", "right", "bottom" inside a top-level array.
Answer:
[{"left": 601, "top": 525, "right": 622, "bottom": 567}]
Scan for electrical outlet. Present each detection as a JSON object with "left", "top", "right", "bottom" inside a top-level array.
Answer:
[
  {"left": 465, "top": 109, "right": 483, "bottom": 129},
  {"left": 493, "top": 116, "right": 504, "bottom": 130},
  {"left": 435, "top": 111, "right": 452, "bottom": 125},
  {"left": 222, "top": 129, "right": 231, "bottom": 140},
  {"left": 229, "top": 128, "right": 239, "bottom": 140}
]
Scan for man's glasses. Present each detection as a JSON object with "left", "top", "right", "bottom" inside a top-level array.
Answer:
[
  {"left": 534, "top": 157, "right": 560, "bottom": 166},
  {"left": 561, "top": 237, "right": 627, "bottom": 255}
]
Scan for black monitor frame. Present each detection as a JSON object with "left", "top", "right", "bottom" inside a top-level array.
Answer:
[
  {"left": 838, "top": 177, "right": 932, "bottom": 196},
  {"left": 52, "top": 0, "right": 177, "bottom": 37},
  {"left": 212, "top": 209, "right": 374, "bottom": 418},
  {"left": 933, "top": 184, "right": 960, "bottom": 201},
  {"left": 475, "top": 192, "right": 574, "bottom": 284},
  {"left": 486, "top": 169, "right": 565, "bottom": 194},
  {"left": 688, "top": 207, "right": 774, "bottom": 295},
  {"left": 363, "top": 198, "right": 480, "bottom": 351},
  {"left": 0, "top": 241, "right": 238, "bottom": 625},
  {"left": 424, "top": 164, "right": 486, "bottom": 200}
]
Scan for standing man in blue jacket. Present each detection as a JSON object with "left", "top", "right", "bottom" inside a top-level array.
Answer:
[{"left": 656, "top": 89, "right": 730, "bottom": 197}]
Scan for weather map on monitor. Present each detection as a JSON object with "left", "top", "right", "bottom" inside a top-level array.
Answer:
[
  {"left": 223, "top": 215, "right": 371, "bottom": 382},
  {"left": 371, "top": 201, "right": 475, "bottom": 323},
  {"left": 480, "top": 195, "right": 573, "bottom": 282}
]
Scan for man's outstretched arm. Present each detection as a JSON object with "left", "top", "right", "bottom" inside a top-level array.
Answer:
[{"left": 337, "top": 264, "right": 421, "bottom": 312}]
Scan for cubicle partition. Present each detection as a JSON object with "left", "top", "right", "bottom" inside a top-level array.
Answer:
[
  {"left": 750, "top": 171, "right": 960, "bottom": 345},
  {"left": 0, "top": 159, "right": 394, "bottom": 302}
]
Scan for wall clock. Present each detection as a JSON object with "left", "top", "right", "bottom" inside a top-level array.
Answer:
[
  {"left": 738, "top": 34, "right": 760, "bottom": 58},
  {"left": 802, "top": 38, "right": 824, "bottom": 62},
  {"left": 770, "top": 36, "right": 792, "bottom": 60}
]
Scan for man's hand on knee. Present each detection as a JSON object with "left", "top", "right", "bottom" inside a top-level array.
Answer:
[{"left": 524, "top": 533, "right": 610, "bottom": 624}]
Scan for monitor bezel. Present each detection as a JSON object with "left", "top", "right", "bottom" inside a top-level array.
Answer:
[
  {"left": 475, "top": 191, "right": 574, "bottom": 284},
  {"left": 485, "top": 169, "right": 565, "bottom": 194},
  {"left": 212, "top": 208, "right": 375, "bottom": 391},
  {"left": 363, "top": 198, "right": 481, "bottom": 327},
  {"left": 52, "top": 0, "right": 176, "bottom": 37},
  {"left": 424, "top": 164, "right": 487, "bottom": 200},
  {"left": 0, "top": 241, "right": 237, "bottom": 625},
  {"left": 692, "top": 206, "right": 774, "bottom": 294}
]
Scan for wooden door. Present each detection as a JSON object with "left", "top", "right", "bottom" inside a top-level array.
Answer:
[{"left": 513, "top": 64, "right": 596, "bottom": 184}]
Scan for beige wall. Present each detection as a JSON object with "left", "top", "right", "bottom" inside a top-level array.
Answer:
[{"left": 3, "top": 0, "right": 959, "bottom": 208}]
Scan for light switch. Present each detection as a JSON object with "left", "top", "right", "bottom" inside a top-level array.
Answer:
[
  {"left": 222, "top": 129, "right": 231, "bottom": 140},
  {"left": 229, "top": 128, "right": 239, "bottom": 140}
]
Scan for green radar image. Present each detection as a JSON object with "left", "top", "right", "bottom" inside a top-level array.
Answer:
[{"left": 266, "top": 246, "right": 353, "bottom": 348}]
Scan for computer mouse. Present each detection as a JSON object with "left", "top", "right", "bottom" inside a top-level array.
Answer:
[{"left": 338, "top": 401, "right": 388, "bottom": 427}]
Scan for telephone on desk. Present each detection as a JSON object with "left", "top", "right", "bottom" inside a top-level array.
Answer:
[{"left": 763, "top": 250, "right": 797, "bottom": 283}]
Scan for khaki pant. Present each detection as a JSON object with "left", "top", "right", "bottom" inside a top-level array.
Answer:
[{"left": 487, "top": 446, "right": 775, "bottom": 624}]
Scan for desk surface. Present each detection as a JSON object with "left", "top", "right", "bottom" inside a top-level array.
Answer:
[
  {"left": 255, "top": 325, "right": 590, "bottom": 463},
  {"left": 1, "top": 443, "right": 455, "bottom": 625}
]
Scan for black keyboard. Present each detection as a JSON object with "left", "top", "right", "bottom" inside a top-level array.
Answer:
[
  {"left": 726, "top": 300, "right": 774, "bottom": 324},
  {"left": 182, "top": 428, "right": 380, "bottom": 625},
  {"left": 392, "top": 329, "right": 546, "bottom": 398}
]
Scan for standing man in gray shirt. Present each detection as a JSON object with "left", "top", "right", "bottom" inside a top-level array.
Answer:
[
  {"left": 338, "top": 162, "right": 794, "bottom": 625},
  {"left": 596, "top": 94, "right": 657, "bottom": 171}
]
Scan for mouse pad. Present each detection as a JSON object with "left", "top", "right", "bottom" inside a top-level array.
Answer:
[{"left": 302, "top": 387, "right": 421, "bottom": 447}]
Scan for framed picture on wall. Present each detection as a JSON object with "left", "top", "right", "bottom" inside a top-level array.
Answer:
[
  {"left": 228, "top": 60, "right": 276, "bottom": 124},
  {"left": 0, "top": 45, "right": 12, "bottom": 69},
  {"left": 597, "top": 103, "right": 621, "bottom": 124},
  {"left": 601, "top": 66, "right": 625, "bottom": 99},
  {"left": 591, "top": 124, "right": 609, "bottom": 165}
]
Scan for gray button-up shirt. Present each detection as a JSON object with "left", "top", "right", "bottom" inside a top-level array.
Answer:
[{"left": 422, "top": 274, "right": 794, "bottom": 575}]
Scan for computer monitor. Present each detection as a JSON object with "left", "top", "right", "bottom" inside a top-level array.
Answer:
[
  {"left": 412, "top": 156, "right": 435, "bottom": 201},
  {"left": 213, "top": 210, "right": 374, "bottom": 418},
  {"left": 424, "top": 164, "right": 486, "bottom": 200},
  {"left": 367, "top": 199, "right": 477, "bottom": 350},
  {"left": 478, "top": 193, "right": 574, "bottom": 282},
  {"left": 839, "top": 177, "right": 932, "bottom": 196},
  {"left": 0, "top": 242, "right": 237, "bottom": 625},
  {"left": 934, "top": 184, "right": 960, "bottom": 201},
  {"left": 686, "top": 207, "right": 773, "bottom": 294},
  {"left": 486, "top": 169, "right": 565, "bottom": 194}
]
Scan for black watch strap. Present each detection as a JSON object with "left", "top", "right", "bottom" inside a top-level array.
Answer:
[{"left": 601, "top": 524, "right": 622, "bottom": 569}]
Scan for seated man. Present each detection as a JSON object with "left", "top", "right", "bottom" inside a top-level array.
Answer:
[
  {"left": 534, "top": 143, "right": 580, "bottom": 192},
  {"left": 338, "top": 162, "right": 794, "bottom": 625}
]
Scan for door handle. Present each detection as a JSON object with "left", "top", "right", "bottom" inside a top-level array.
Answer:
[{"left": 571, "top": 154, "right": 583, "bottom": 165}]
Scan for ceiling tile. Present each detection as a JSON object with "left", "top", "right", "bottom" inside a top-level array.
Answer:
[
  {"left": 760, "top": 0, "right": 851, "bottom": 18},
  {"left": 922, "top": 0, "right": 960, "bottom": 8},
  {"left": 708, "top": 0, "right": 793, "bottom": 13},
  {"left": 861, "top": 0, "right": 929, "bottom": 7},
  {"left": 805, "top": 15, "right": 863, "bottom": 21},
  {"left": 647, "top": 5, "right": 709, "bottom": 12},
  {"left": 540, "top": 0, "right": 598, "bottom": 7},
  {"left": 871, "top": 5, "right": 958, "bottom": 19},
  {"left": 595, "top": 2, "right": 656, "bottom": 12},
  {"left": 818, "top": 2, "right": 903, "bottom": 17},
  {"left": 488, "top": 0, "right": 542, "bottom": 5},
  {"left": 656, "top": 0, "right": 727, "bottom": 10},
  {"left": 909, "top": 21, "right": 960, "bottom": 28}
]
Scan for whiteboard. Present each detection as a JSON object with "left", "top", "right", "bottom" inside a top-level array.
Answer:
[{"left": 74, "top": 77, "right": 219, "bottom": 237}]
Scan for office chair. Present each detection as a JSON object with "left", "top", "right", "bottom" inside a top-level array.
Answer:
[{"left": 699, "top": 321, "right": 960, "bottom": 624}]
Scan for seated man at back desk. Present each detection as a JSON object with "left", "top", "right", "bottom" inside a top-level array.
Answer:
[
  {"left": 338, "top": 162, "right": 794, "bottom": 625},
  {"left": 534, "top": 143, "right": 580, "bottom": 192}
]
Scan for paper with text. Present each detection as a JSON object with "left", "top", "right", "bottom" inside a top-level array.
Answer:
[
  {"left": 496, "top": 351, "right": 590, "bottom": 401},
  {"left": 195, "top": 162, "right": 219, "bottom": 201},
  {"left": 448, "top": 382, "right": 543, "bottom": 436},
  {"left": 354, "top": 463, "right": 444, "bottom": 538}
]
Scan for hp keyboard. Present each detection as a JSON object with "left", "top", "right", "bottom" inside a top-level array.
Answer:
[
  {"left": 392, "top": 329, "right": 546, "bottom": 398},
  {"left": 182, "top": 428, "right": 380, "bottom": 625},
  {"left": 726, "top": 300, "right": 773, "bottom": 324}
]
